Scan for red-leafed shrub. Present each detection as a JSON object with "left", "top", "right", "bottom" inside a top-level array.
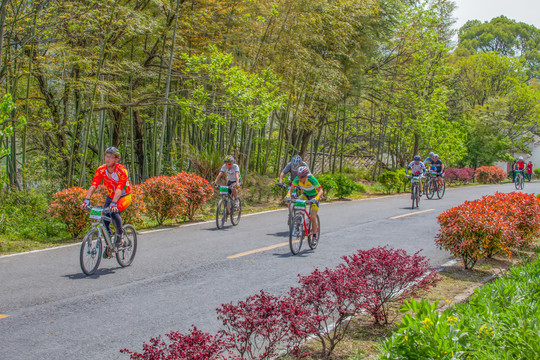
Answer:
[
  {"left": 120, "top": 327, "right": 230, "bottom": 360},
  {"left": 217, "top": 290, "right": 307, "bottom": 359},
  {"left": 49, "top": 186, "right": 108, "bottom": 237},
  {"left": 341, "top": 247, "right": 440, "bottom": 324},
  {"left": 140, "top": 176, "right": 187, "bottom": 225},
  {"left": 173, "top": 171, "right": 213, "bottom": 221},
  {"left": 445, "top": 168, "right": 475, "bottom": 184},
  {"left": 474, "top": 166, "right": 507, "bottom": 184},
  {"left": 287, "top": 266, "right": 374, "bottom": 358},
  {"left": 436, "top": 192, "right": 540, "bottom": 269}
]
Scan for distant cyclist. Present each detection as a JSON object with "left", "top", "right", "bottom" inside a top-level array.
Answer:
[
  {"left": 213, "top": 155, "right": 241, "bottom": 208},
  {"left": 514, "top": 156, "right": 526, "bottom": 180},
  {"left": 286, "top": 166, "right": 323, "bottom": 242},
  {"left": 406, "top": 155, "right": 427, "bottom": 194},
  {"left": 279, "top": 155, "right": 309, "bottom": 187},
  {"left": 424, "top": 152, "right": 436, "bottom": 171},
  {"left": 81, "top": 147, "right": 132, "bottom": 249},
  {"left": 432, "top": 154, "right": 445, "bottom": 186},
  {"left": 526, "top": 161, "right": 533, "bottom": 182}
]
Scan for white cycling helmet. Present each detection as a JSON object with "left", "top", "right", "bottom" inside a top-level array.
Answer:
[{"left": 519, "top": 156, "right": 524, "bottom": 160}]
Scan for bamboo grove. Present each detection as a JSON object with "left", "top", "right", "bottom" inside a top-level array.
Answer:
[{"left": 1, "top": 0, "right": 540, "bottom": 189}]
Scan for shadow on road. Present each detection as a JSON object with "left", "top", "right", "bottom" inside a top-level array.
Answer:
[
  {"left": 272, "top": 250, "right": 312, "bottom": 258},
  {"left": 63, "top": 267, "right": 120, "bottom": 280},
  {"left": 266, "top": 231, "right": 289, "bottom": 238}
]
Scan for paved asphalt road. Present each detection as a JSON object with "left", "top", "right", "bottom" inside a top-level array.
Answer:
[{"left": 1, "top": 182, "right": 539, "bottom": 360}]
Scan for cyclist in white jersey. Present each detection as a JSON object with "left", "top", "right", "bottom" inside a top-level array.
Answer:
[{"left": 406, "top": 155, "right": 427, "bottom": 194}]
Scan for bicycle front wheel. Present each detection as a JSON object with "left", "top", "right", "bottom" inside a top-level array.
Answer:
[
  {"left": 116, "top": 225, "right": 137, "bottom": 267},
  {"left": 216, "top": 199, "right": 227, "bottom": 229},
  {"left": 426, "top": 179, "right": 436, "bottom": 199},
  {"left": 80, "top": 230, "right": 102, "bottom": 276},
  {"left": 230, "top": 198, "right": 242, "bottom": 226},
  {"left": 437, "top": 179, "right": 446, "bottom": 199},
  {"left": 289, "top": 213, "right": 304, "bottom": 255},
  {"left": 308, "top": 214, "right": 320, "bottom": 250},
  {"left": 411, "top": 184, "right": 418, "bottom": 209},
  {"left": 515, "top": 176, "right": 521, "bottom": 190}
]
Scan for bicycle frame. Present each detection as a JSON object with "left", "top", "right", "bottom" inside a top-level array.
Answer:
[
  {"left": 217, "top": 185, "right": 236, "bottom": 211},
  {"left": 88, "top": 207, "right": 115, "bottom": 249},
  {"left": 292, "top": 200, "right": 315, "bottom": 237}
]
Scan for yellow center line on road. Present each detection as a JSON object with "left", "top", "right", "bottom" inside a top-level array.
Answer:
[
  {"left": 390, "top": 209, "right": 435, "bottom": 220},
  {"left": 0, "top": 315, "right": 9, "bottom": 319},
  {"left": 227, "top": 242, "right": 290, "bottom": 259}
]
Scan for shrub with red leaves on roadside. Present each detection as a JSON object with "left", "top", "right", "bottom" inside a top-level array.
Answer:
[
  {"left": 120, "top": 327, "right": 230, "bottom": 360},
  {"left": 445, "top": 168, "right": 475, "bottom": 184},
  {"left": 341, "top": 247, "right": 440, "bottom": 324},
  {"left": 474, "top": 166, "right": 507, "bottom": 184},
  {"left": 49, "top": 186, "right": 108, "bottom": 237},
  {"left": 436, "top": 192, "right": 540, "bottom": 269},
  {"left": 216, "top": 290, "right": 307, "bottom": 360},
  {"left": 287, "top": 266, "right": 374, "bottom": 358},
  {"left": 173, "top": 171, "right": 213, "bottom": 221},
  {"left": 139, "top": 176, "right": 187, "bottom": 225}
]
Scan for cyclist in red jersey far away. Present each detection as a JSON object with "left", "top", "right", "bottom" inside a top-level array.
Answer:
[{"left": 81, "top": 147, "right": 132, "bottom": 248}]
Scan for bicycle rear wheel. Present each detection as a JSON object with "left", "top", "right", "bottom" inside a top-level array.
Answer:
[
  {"left": 520, "top": 176, "right": 525, "bottom": 190},
  {"left": 426, "top": 179, "right": 436, "bottom": 199},
  {"left": 289, "top": 213, "right": 304, "bottom": 255},
  {"left": 437, "top": 179, "right": 446, "bottom": 199},
  {"left": 80, "top": 230, "right": 102, "bottom": 276},
  {"left": 230, "top": 198, "right": 242, "bottom": 226},
  {"left": 308, "top": 214, "right": 320, "bottom": 250},
  {"left": 216, "top": 199, "right": 227, "bottom": 229},
  {"left": 116, "top": 225, "right": 137, "bottom": 267}
]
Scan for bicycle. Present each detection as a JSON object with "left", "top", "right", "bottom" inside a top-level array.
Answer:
[
  {"left": 408, "top": 175, "right": 422, "bottom": 209},
  {"left": 80, "top": 207, "right": 137, "bottom": 276},
  {"left": 515, "top": 171, "right": 525, "bottom": 190},
  {"left": 215, "top": 184, "right": 242, "bottom": 229},
  {"left": 287, "top": 198, "right": 320, "bottom": 255},
  {"left": 277, "top": 183, "right": 295, "bottom": 226},
  {"left": 425, "top": 171, "right": 446, "bottom": 199}
]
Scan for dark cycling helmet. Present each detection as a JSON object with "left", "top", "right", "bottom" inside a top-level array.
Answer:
[
  {"left": 291, "top": 155, "right": 302, "bottom": 166},
  {"left": 224, "top": 155, "right": 235, "bottom": 163},
  {"left": 106, "top": 147, "right": 121, "bottom": 157},
  {"left": 413, "top": 155, "right": 421, "bottom": 161},
  {"left": 298, "top": 166, "right": 310, "bottom": 177},
  {"left": 434, "top": 154, "right": 439, "bottom": 159}
]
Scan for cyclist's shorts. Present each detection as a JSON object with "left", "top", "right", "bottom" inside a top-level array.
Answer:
[
  {"left": 226, "top": 180, "right": 239, "bottom": 194},
  {"left": 300, "top": 194, "right": 320, "bottom": 211},
  {"left": 117, "top": 194, "right": 132, "bottom": 212},
  {"left": 104, "top": 194, "right": 131, "bottom": 212}
]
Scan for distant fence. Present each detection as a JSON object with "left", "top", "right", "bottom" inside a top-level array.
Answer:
[{"left": 303, "top": 153, "right": 376, "bottom": 174}]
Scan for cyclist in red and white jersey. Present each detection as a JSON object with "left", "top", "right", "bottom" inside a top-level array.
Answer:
[{"left": 406, "top": 155, "right": 427, "bottom": 194}]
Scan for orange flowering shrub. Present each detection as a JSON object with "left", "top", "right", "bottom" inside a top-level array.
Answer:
[
  {"left": 49, "top": 186, "right": 108, "bottom": 238},
  {"left": 173, "top": 171, "right": 213, "bottom": 221},
  {"left": 436, "top": 192, "right": 540, "bottom": 269},
  {"left": 474, "top": 166, "right": 507, "bottom": 184},
  {"left": 140, "top": 176, "right": 187, "bottom": 225}
]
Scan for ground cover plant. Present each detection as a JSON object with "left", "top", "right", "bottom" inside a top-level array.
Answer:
[{"left": 380, "top": 258, "right": 540, "bottom": 359}]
